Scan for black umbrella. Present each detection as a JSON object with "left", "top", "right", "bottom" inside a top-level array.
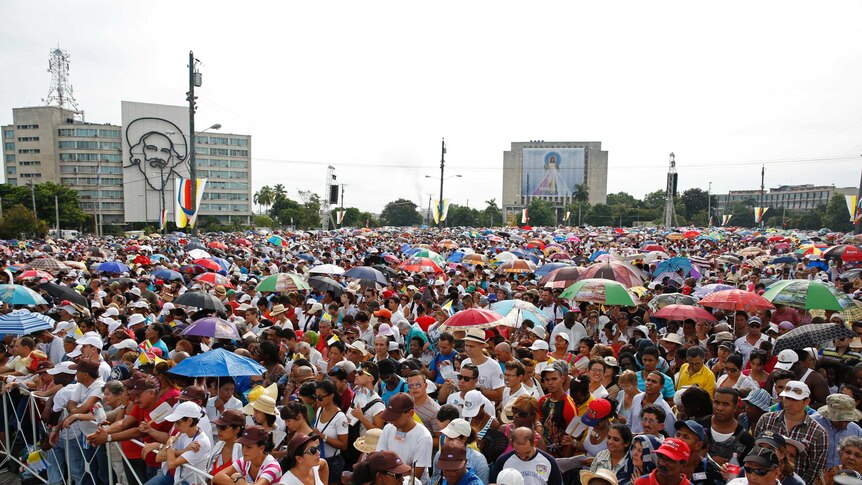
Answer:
[
  {"left": 174, "top": 291, "right": 227, "bottom": 312},
  {"left": 308, "top": 276, "right": 343, "bottom": 297},
  {"left": 372, "top": 264, "right": 399, "bottom": 279},
  {"left": 773, "top": 323, "right": 856, "bottom": 354},
  {"left": 343, "top": 266, "right": 388, "bottom": 286},
  {"left": 39, "top": 282, "right": 88, "bottom": 308},
  {"left": 185, "top": 242, "right": 206, "bottom": 251}
]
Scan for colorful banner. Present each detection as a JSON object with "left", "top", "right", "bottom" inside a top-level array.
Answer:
[
  {"left": 521, "top": 208, "right": 529, "bottom": 224},
  {"left": 563, "top": 211, "right": 571, "bottom": 222},
  {"left": 846, "top": 195, "right": 860, "bottom": 223},
  {"left": 175, "top": 177, "right": 207, "bottom": 228},
  {"left": 336, "top": 210, "right": 345, "bottom": 225},
  {"left": 754, "top": 207, "right": 769, "bottom": 223},
  {"left": 722, "top": 214, "right": 732, "bottom": 226},
  {"left": 432, "top": 199, "right": 451, "bottom": 224}
]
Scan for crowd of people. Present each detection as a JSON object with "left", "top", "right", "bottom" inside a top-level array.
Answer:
[{"left": 0, "top": 226, "right": 861, "bottom": 485}]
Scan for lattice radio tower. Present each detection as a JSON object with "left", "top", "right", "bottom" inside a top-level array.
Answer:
[{"left": 43, "top": 46, "right": 80, "bottom": 112}]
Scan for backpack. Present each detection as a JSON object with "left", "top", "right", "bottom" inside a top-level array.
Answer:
[{"left": 343, "top": 397, "right": 383, "bottom": 469}]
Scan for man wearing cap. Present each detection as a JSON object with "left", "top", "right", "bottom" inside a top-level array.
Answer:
[
  {"left": 537, "top": 364, "right": 577, "bottom": 457},
  {"left": 754, "top": 380, "right": 828, "bottom": 484},
  {"left": 724, "top": 446, "right": 781, "bottom": 485},
  {"left": 734, "top": 317, "right": 772, "bottom": 366},
  {"left": 674, "top": 420, "right": 723, "bottom": 485},
  {"left": 461, "top": 327, "right": 505, "bottom": 403},
  {"left": 550, "top": 308, "right": 586, "bottom": 353},
  {"left": 492, "top": 426, "right": 563, "bottom": 485},
  {"left": 35, "top": 327, "right": 66, "bottom": 364},
  {"left": 436, "top": 439, "right": 485, "bottom": 485},
  {"left": 43, "top": 361, "right": 81, "bottom": 485},
  {"left": 431, "top": 418, "right": 489, "bottom": 484},
  {"left": 76, "top": 334, "right": 113, "bottom": 382},
  {"left": 376, "top": 392, "right": 433, "bottom": 484},
  {"left": 770, "top": 349, "right": 829, "bottom": 410},
  {"left": 634, "top": 438, "right": 692, "bottom": 485},
  {"left": 813, "top": 394, "right": 862, "bottom": 468},
  {"left": 531, "top": 339, "right": 556, "bottom": 375},
  {"left": 146, "top": 401, "right": 211, "bottom": 485}
]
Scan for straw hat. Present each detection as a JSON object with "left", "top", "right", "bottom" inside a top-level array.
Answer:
[
  {"left": 580, "top": 468, "right": 618, "bottom": 485},
  {"left": 354, "top": 427, "right": 382, "bottom": 453},
  {"left": 243, "top": 383, "right": 278, "bottom": 416}
]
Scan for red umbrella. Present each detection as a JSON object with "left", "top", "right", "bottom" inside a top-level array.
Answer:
[
  {"left": 683, "top": 230, "right": 701, "bottom": 239},
  {"left": 134, "top": 255, "right": 152, "bottom": 265},
  {"left": 642, "top": 244, "right": 668, "bottom": 253},
  {"left": 549, "top": 252, "right": 572, "bottom": 261},
  {"left": 194, "top": 272, "right": 234, "bottom": 288},
  {"left": 234, "top": 238, "right": 252, "bottom": 247},
  {"left": 539, "top": 267, "right": 582, "bottom": 288},
  {"left": 699, "top": 289, "right": 775, "bottom": 312},
  {"left": 526, "top": 240, "right": 546, "bottom": 250},
  {"left": 441, "top": 308, "right": 506, "bottom": 329},
  {"left": 208, "top": 241, "right": 227, "bottom": 250},
  {"left": 578, "top": 262, "right": 644, "bottom": 288},
  {"left": 399, "top": 257, "right": 443, "bottom": 274},
  {"left": 767, "top": 236, "right": 787, "bottom": 243},
  {"left": 193, "top": 258, "right": 222, "bottom": 272},
  {"left": 823, "top": 245, "right": 862, "bottom": 263},
  {"left": 16, "top": 270, "right": 54, "bottom": 281},
  {"left": 652, "top": 304, "right": 717, "bottom": 322}
]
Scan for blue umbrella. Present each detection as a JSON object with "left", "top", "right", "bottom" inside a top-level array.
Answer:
[
  {"left": 344, "top": 266, "right": 388, "bottom": 285},
  {"left": 653, "top": 257, "right": 693, "bottom": 276},
  {"left": 404, "top": 247, "right": 421, "bottom": 256},
  {"left": 151, "top": 254, "right": 169, "bottom": 262},
  {"left": 589, "top": 251, "right": 609, "bottom": 262},
  {"left": 0, "top": 284, "right": 48, "bottom": 306},
  {"left": 535, "top": 263, "right": 570, "bottom": 277},
  {"left": 770, "top": 256, "right": 797, "bottom": 264},
  {"left": 807, "top": 261, "right": 829, "bottom": 272},
  {"left": 168, "top": 348, "right": 265, "bottom": 377},
  {"left": 490, "top": 300, "right": 549, "bottom": 326},
  {"left": 212, "top": 257, "right": 231, "bottom": 272},
  {"left": 400, "top": 244, "right": 412, "bottom": 253},
  {"left": 97, "top": 261, "right": 130, "bottom": 273},
  {"left": 0, "top": 310, "right": 54, "bottom": 335},
  {"left": 153, "top": 269, "right": 184, "bottom": 281},
  {"left": 297, "top": 253, "right": 315, "bottom": 262},
  {"left": 448, "top": 251, "right": 466, "bottom": 263},
  {"left": 524, "top": 254, "right": 540, "bottom": 265}
]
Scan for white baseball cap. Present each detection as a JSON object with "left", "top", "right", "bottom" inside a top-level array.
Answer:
[
  {"left": 103, "top": 307, "right": 120, "bottom": 318},
  {"left": 441, "top": 418, "right": 471, "bottom": 439},
  {"left": 774, "top": 349, "right": 799, "bottom": 370},
  {"left": 47, "top": 361, "right": 77, "bottom": 375},
  {"left": 461, "top": 390, "right": 484, "bottom": 418},
  {"left": 529, "top": 340, "right": 550, "bottom": 351},
  {"left": 127, "top": 314, "right": 146, "bottom": 327},
  {"left": 780, "top": 380, "right": 811, "bottom": 400},
  {"left": 165, "top": 401, "right": 203, "bottom": 422},
  {"left": 111, "top": 339, "right": 139, "bottom": 352},
  {"left": 52, "top": 320, "right": 76, "bottom": 335},
  {"left": 78, "top": 335, "right": 103, "bottom": 350},
  {"left": 66, "top": 345, "right": 83, "bottom": 358}
]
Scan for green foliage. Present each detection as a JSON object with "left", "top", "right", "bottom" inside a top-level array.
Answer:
[
  {"left": 526, "top": 198, "right": 555, "bottom": 226},
  {"left": 380, "top": 199, "right": 422, "bottom": 226},
  {"left": 823, "top": 195, "right": 853, "bottom": 232},
  {"left": 253, "top": 214, "right": 274, "bottom": 227},
  {"left": 0, "top": 182, "right": 87, "bottom": 228},
  {"left": 584, "top": 203, "right": 613, "bottom": 225},
  {"left": 254, "top": 186, "right": 276, "bottom": 214},
  {"left": 726, "top": 202, "right": 755, "bottom": 227},
  {"left": 479, "top": 199, "right": 502, "bottom": 227},
  {"left": 340, "top": 207, "right": 378, "bottom": 228},
  {"left": 573, "top": 184, "right": 590, "bottom": 203},
  {"left": 680, "top": 188, "right": 712, "bottom": 220},
  {"left": 642, "top": 190, "right": 667, "bottom": 210},
  {"left": 269, "top": 190, "right": 321, "bottom": 229},
  {"left": 606, "top": 192, "right": 638, "bottom": 207},
  {"left": 0, "top": 205, "right": 48, "bottom": 239}
]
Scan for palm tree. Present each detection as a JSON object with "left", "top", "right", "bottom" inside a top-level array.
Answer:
[
  {"left": 573, "top": 184, "right": 590, "bottom": 226},
  {"left": 254, "top": 186, "right": 275, "bottom": 215},
  {"left": 273, "top": 184, "right": 287, "bottom": 202}
]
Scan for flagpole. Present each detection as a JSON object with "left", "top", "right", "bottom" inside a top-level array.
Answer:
[{"left": 855, "top": 165, "right": 862, "bottom": 235}]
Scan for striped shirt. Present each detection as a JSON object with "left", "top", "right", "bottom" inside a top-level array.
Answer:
[
  {"left": 233, "top": 455, "right": 282, "bottom": 484},
  {"left": 753, "top": 410, "right": 827, "bottom": 484}
]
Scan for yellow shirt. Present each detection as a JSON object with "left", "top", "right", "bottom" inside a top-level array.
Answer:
[{"left": 676, "top": 363, "right": 716, "bottom": 397}]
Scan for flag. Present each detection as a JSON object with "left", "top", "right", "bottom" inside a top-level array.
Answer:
[
  {"left": 845, "top": 195, "right": 861, "bottom": 223},
  {"left": 563, "top": 211, "right": 571, "bottom": 222},
  {"left": 754, "top": 207, "right": 769, "bottom": 223},
  {"left": 708, "top": 215, "right": 713, "bottom": 227},
  {"left": 441, "top": 299, "right": 455, "bottom": 316},
  {"left": 722, "top": 214, "right": 732, "bottom": 226},
  {"left": 432, "top": 199, "right": 452, "bottom": 224},
  {"left": 521, "top": 208, "right": 529, "bottom": 224},
  {"left": 175, "top": 177, "right": 208, "bottom": 228},
  {"left": 336, "top": 210, "right": 345, "bottom": 225},
  {"left": 159, "top": 207, "right": 168, "bottom": 231}
]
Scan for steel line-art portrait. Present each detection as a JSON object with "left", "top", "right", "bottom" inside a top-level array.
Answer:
[{"left": 125, "top": 117, "right": 188, "bottom": 192}]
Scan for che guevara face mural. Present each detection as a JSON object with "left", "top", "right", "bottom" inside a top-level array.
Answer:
[{"left": 125, "top": 117, "right": 188, "bottom": 192}]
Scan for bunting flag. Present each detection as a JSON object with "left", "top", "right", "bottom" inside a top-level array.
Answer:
[
  {"left": 845, "top": 195, "right": 861, "bottom": 223},
  {"left": 441, "top": 299, "right": 455, "bottom": 316},
  {"left": 722, "top": 214, "right": 732, "bottom": 226},
  {"left": 175, "top": 177, "right": 208, "bottom": 228},
  {"left": 432, "top": 199, "right": 452, "bottom": 224},
  {"left": 521, "top": 208, "right": 529, "bottom": 224},
  {"left": 563, "top": 211, "right": 571, "bottom": 222},
  {"left": 336, "top": 210, "right": 345, "bottom": 225},
  {"left": 754, "top": 207, "right": 769, "bottom": 223},
  {"left": 708, "top": 215, "right": 713, "bottom": 227}
]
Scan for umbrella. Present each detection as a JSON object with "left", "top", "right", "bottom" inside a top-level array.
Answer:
[
  {"left": 16, "top": 270, "right": 54, "bottom": 281},
  {"left": 548, "top": 252, "right": 573, "bottom": 261},
  {"left": 194, "top": 273, "right": 234, "bottom": 288},
  {"left": 185, "top": 242, "right": 206, "bottom": 251},
  {"left": 168, "top": 348, "right": 266, "bottom": 377},
  {"left": 699, "top": 289, "right": 775, "bottom": 312},
  {"left": 440, "top": 308, "right": 507, "bottom": 330},
  {"left": 208, "top": 241, "right": 228, "bottom": 250},
  {"left": 560, "top": 279, "right": 639, "bottom": 306},
  {"left": 344, "top": 266, "right": 388, "bottom": 286},
  {"left": 26, "top": 258, "right": 68, "bottom": 273},
  {"left": 652, "top": 304, "right": 716, "bottom": 322},
  {"left": 823, "top": 245, "right": 862, "bottom": 263},
  {"left": 256, "top": 273, "right": 311, "bottom": 293},
  {"left": 174, "top": 291, "right": 227, "bottom": 312},
  {"left": 490, "top": 300, "right": 549, "bottom": 327},
  {"left": 179, "top": 317, "right": 241, "bottom": 340},
  {"left": 539, "top": 267, "right": 582, "bottom": 289},
  {"left": 762, "top": 280, "right": 848, "bottom": 311},
  {"left": 693, "top": 284, "right": 735, "bottom": 299},
  {"left": 0, "top": 284, "right": 48, "bottom": 306},
  {"left": 649, "top": 293, "right": 700, "bottom": 310},
  {"left": 841, "top": 269, "right": 862, "bottom": 281},
  {"left": 405, "top": 248, "right": 446, "bottom": 267},
  {"left": 188, "top": 248, "right": 212, "bottom": 259},
  {"left": 400, "top": 257, "right": 444, "bottom": 274},
  {"left": 0, "top": 309, "right": 54, "bottom": 335},
  {"left": 773, "top": 323, "right": 857, "bottom": 354},
  {"left": 579, "top": 262, "right": 644, "bottom": 288},
  {"left": 535, "top": 263, "right": 570, "bottom": 278},
  {"left": 193, "top": 258, "right": 222, "bottom": 272},
  {"left": 371, "top": 264, "right": 399, "bottom": 279},
  {"left": 641, "top": 244, "right": 668, "bottom": 253},
  {"left": 268, "top": 235, "right": 288, "bottom": 246},
  {"left": 653, "top": 257, "right": 694, "bottom": 277},
  {"left": 153, "top": 269, "right": 184, "bottom": 281},
  {"left": 133, "top": 255, "right": 152, "bottom": 266},
  {"left": 461, "top": 254, "right": 490, "bottom": 266},
  {"left": 810, "top": 301, "right": 862, "bottom": 322},
  {"left": 496, "top": 259, "right": 537, "bottom": 274},
  {"left": 308, "top": 276, "right": 344, "bottom": 297},
  {"left": 38, "top": 282, "right": 87, "bottom": 307},
  {"left": 770, "top": 256, "right": 797, "bottom": 265},
  {"left": 96, "top": 261, "right": 130, "bottom": 273},
  {"left": 715, "top": 255, "right": 741, "bottom": 265},
  {"left": 308, "top": 264, "right": 345, "bottom": 276}
]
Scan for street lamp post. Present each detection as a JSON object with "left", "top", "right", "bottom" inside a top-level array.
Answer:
[
  {"left": 425, "top": 172, "right": 462, "bottom": 226},
  {"left": 438, "top": 139, "right": 445, "bottom": 228}
]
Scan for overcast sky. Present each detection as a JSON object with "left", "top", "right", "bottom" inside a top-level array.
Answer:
[{"left": 2, "top": 1, "right": 861, "bottom": 213}]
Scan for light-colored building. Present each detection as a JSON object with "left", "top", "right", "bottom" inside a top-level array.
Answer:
[
  {"left": 501, "top": 141, "right": 608, "bottom": 224},
  {"left": 714, "top": 184, "right": 857, "bottom": 213},
  {"left": 2, "top": 104, "right": 252, "bottom": 229}
]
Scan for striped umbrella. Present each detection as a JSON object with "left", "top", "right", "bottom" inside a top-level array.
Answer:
[
  {"left": 0, "top": 284, "right": 48, "bottom": 306},
  {"left": 255, "top": 273, "right": 311, "bottom": 293},
  {"left": 399, "top": 257, "right": 444, "bottom": 274},
  {"left": 194, "top": 273, "right": 234, "bottom": 288},
  {"left": 561, "top": 279, "right": 639, "bottom": 306},
  {"left": 26, "top": 258, "right": 68, "bottom": 273},
  {"left": 441, "top": 308, "right": 507, "bottom": 330},
  {"left": 579, "top": 262, "right": 645, "bottom": 288},
  {"left": 0, "top": 310, "right": 54, "bottom": 335},
  {"left": 16, "top": 270, "right": 54, "bottom": 281},
  {"left": 652, "top": 304, "right": 716, "bottom": 323},
  {"left": 539, "top": 267, "right": 583, "bottom": 289},
  {"left": 699, "top": 289, "right": 775, "bottom": 312}
]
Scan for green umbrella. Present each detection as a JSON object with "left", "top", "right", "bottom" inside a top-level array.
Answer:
[
  {"left": 761, "top": 279, "right": 848, "bottom": 311},
  {"left": 560, "top": 278, "right": 639, "bottom": 306},
  {"left": 255, "top": 273, "right": 311, "bottom": 293}
]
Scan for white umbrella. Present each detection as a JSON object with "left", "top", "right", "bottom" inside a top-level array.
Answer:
[
  {"left": 308, "top": 264, "right": 346, "bottom": 275},
  {"left": 188, "top": 249, "right": 212, "bottom": 259}
]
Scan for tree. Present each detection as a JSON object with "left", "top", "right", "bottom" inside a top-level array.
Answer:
[
  {"left": 643, "top": 190, "right": 667, "bottom": 210},
  {"left": 574, "top": 184, "right": 590, "bottom": 204},
  {"left": 380, "top": 199, "right": 422, "bottom": 226},
  {"left": 606, "top": 192, "right": 638, "bottom": 207},
  {"left": 584, "top": 204, "right": 613, "bottom": 226},
  {"left": 480, "top": 199, "right": 502, "bottom": 227},
  {"left": 680, "top": 188, "right": 711, "bottom": 220},
  {"left": 253, "top": 214, "right": 274, "bottom": 227},
  {"left": 823, "top": 195, "right": 853, "bottom": 232},
  {"left": 797, "top": 209, "right": 824, "bottom": 230},
  {"left": 447, "top": 205, "right": 480, "bottom": 227},
  {"left": 254, "top": 186, "right": 275, "bottom": 214},
  {"left": 272, "top": 184, "right": 287, "bottom": 203},
  {"left": 0, "top": 182, "right": 87, "bottom": 228},
  {"left": 0, "top": 205, "right": 49, "bottom": 239},
  {"left": 526, "top": 198, "right": 555, "bottom": 226},
  {"left": 726, "top": 202, "right": 755, "bottom": 227}
]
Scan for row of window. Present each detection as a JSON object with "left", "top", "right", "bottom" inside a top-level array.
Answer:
[
  {"left": 199, "top": 203, "right": 249, "bottom": 212},
  {"left": 60, "top": 177, "right": 123, "bottom": 186},
  {"left": 19, "top": 161, "right": 40, "bottom": 166},
  {"left": 196, "top": 136, "right": 248, "bottom": 147},
  {"left": 208, "top": 181, "right": 249, "bottom": 190},
  {"left": 20, "top": 173, "right": 41, "bottom": 178},
  {"left": 17, "top": 137, "right": 39, "bottom": 142},
  {"left": 59, "top": 153, "right": 122, "bottom": 162},
  {"left": 194, "top": 147, "right": 249, "bottom": 157},
  {"left": 5, "top": 155, "right": 14, "bottom": 162},
  {"left": 202, "top": 192, "right": 249, "bottom": 201},
  {"left": 198, "top": 170, "right": 248, "bottom": 179},
  {"left": 58, "top": 141, "right": 121, "bottom": 150},
  {"left": 3, "top": 130, "right": 14, "bottom": 139},
  {"left": 59, "top": 166, "right": 123, "bottom": 174},
  {"left": 16, "top": 124, "right": 38, "bottom": 130},
  {"left": 78, "top": 190, "right": 124, "bottom": 199},
  {"left": 18, "top": 148, "right": 39, "bottom": 154},
  {"left": 196, "top": 158, "right": 249, "bottom": 168},
  {"left": 58, "top": 128, "right": 121, "bottom": 138},
  {"left": 78, "top": 201, "right": 124, "bottom": 210}
]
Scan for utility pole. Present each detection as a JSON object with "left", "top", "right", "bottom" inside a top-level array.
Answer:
[
  {"left": 438, "top": 139, "right": 446, "bottom": 228},
  {"left": 855, "top": 163, "right": 862, "bottom": 235},
  {"left": 760, "top": 165, "right": 766, "bottom": 229},
  {"left": 96, "top": 159, "right": 102, "bottom": 237},
  {"left": 426, "top": 193, "right": 433, "bottom": 225},
  {"left": 707, "top": 181, "right": 712, "bottom": 227},
  {"left": 27, "top": 182, "right": 37, "bottom": 214},
  {"left": 0, "top": 196, "right": 3, "bottom": 219},
  {"left": 340, "top": 184, "right": 346, "bottom": 209},
  {"left": 187, "top": 51, "right": 201, "bottom": 235},
  {"left": 663, "top": 153, "right": 677, "bottom": 227},
  {"left": 54, "top": 196, "right": 60, "bottom": 237}
]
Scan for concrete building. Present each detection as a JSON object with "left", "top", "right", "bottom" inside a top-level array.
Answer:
[
  {"left": 714, "top": 184, "right": 857, "bottom": 213},
  {"left": 501, "top": 141, "right": 608, "bottom": 224},
  {"left": 2, "top": 105, "right": 252, "bottom": 228}
]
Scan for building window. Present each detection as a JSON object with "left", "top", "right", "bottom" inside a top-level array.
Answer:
[
  {"left": 59, "top": 153, "right": 121, "bottom": 162},
  {"left": 19, "top": 160, "right": 40, "bottom": 166},
  {"left": 20, "top": 173, "right": 41, "bottom": 178},
  {"left": 18, "top": 148, "right": 39, "bottom": 154},
  {"left": 229, "top": 160, "right": 248, "bottom": 168},
  {"left": 99, "top": 142, "right": 121, "bottom": 150},
  {"left": 4, "top": 143, "right": 14, "bottom": 150},
  {"left": 59, "top": 141, "right": 98, "bottom": 149},
  {"left": 6, "top": 167, "right": 15, "bottom": 175},
  {"left": 98, "top": 129, "right": 120, "bottom": 138},
  {"left": 17, "top": 137, "right": 39, "bottom": 142},
  {"left": 4, "top": 154, "right": 14, "bottom": 163},
  {"left": 15, "top": 124, "right": 38, "bottom": 130},
  {"left": 6, "top": 178, "right": 16, "bottom": 186},
  {"left": 229, "top": 149, "right": 248, "bottom": 157},
  {"left": 3, "top": 130, "right": 13, "bottom": 139}
]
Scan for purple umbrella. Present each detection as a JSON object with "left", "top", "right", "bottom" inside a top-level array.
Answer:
[
  {"left": 179, "top": 316, "right": 241, "bottom": 340},
  {"left": 694, "top": 283, "right": 735, "bottom": 299}
]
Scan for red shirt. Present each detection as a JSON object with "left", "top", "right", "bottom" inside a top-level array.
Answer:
[
  {"left": 634, "top": 470, "right": 691, "bottom": 485},
  {"left": 415, "top": 315, "right": 436, "bottom": 332},
  {"left": 121, "top": 389, "right": 180, "bottom": 466}
]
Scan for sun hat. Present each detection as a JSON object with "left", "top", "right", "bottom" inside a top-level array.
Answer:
[
  {"left": 212, "top": 409, "right": 245, "bottom": 428},
  {"left": 818, "top": 394, "right": 862, "bottom": 422},
  {"left": 52, "top": 320, "right": 76, "bottom": 335},
  {"left": 354, "top": 428, "right": 382, "bottom": 453},
  {"left": 529, "top": 326, "right": 547, "bottom": 340},
  {"left": 497, "top": 469, "right": 526, "bottom": 485},
  {"left": 47, "top": 361, "right": 76, "bottom": 375},
  {"left": 78, "top": 335, "right": 103, "bottom": 350},
  {"left": 377, "top": 323, "right": 395, "bottom": 337},
  {"left": 127, "top": 314, "right": 146, "bottom": 327},
  {"left": 833, "top": 469, "right": 862, "bottom": 485},
  {"left": 660, "top": 333, "right": 684, "bottom": 346},
  {"left": 270, "top": 304, "right": 288, "bottom": 316},
  {"left": 580, "top": 468, "right": 619, "bottom": 485},
  {"left": 463, "top": 328, "right": 487, "bottom": 344},
  {"left": 500, "top": 399, "right": 515, "bottom": 424},
  {"left": 742, "top": 388, "right": 772, "bottom": 413},
  {"left": 242, "top": 383, "right": 278, "bottom": 416}
]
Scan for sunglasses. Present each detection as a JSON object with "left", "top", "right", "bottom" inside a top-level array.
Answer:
[
  {"left": 384, "top": 472, "right": 404, "bottom": 480},
  {"left": 743, "top": 466, "right": 772, "bottom": 476},
  {"left": 303, "top": 446, "right": 320, "bottom": 455},
  {"left": 457, "top": 375, "right": 475, "bottom": 381},
  {"left": 315, "top": 394, "right": 331, "bottom": 401}
]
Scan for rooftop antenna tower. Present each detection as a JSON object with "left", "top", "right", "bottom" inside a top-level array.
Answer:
[{"left": 43, "top": 46, "right": 80, "bottom": 113}]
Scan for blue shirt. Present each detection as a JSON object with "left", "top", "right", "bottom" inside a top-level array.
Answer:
[
  {"left": 433, "top": 448, "right": 489, "bottom": 485},
  {"left": 813, "top": 415, "right": 862, "bottom": 468},
  {"left": 636, "top": 370, "right": 676, "bottom": 400},
  {"left": 430, "top": 350, "right": 457, "bottom": 384},
  {"left": 378, "top": 377, "right": 408, "bottom": 405},
  {"left": 443, "top": 467, "right": 484, "bottom": 485}
]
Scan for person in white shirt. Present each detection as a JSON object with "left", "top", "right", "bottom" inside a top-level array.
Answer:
[
  {"left": 63, "top": 359, "right": 107, "bottom": 485},
  {"left": 147, "top": 401, "right": 213, "bottom": 485},
  {"left": 206, "top": 378, "right": 244, "bottom": 436},
  {"left": 460, "top": 328, "right": 505, "bottom": 403},
  {"left": 550, "top": 311, "right": 587, "bottom": 353},
  {"left": 376, "top": 393, "right": 433, "bottom": 484},
  {"left": 502, "top": 360, "right": 530, "bottom": 409}
]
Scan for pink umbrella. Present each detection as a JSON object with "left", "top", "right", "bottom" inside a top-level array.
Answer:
[{"left": 652, "top": 304, "right": 717, "bottom": 322}]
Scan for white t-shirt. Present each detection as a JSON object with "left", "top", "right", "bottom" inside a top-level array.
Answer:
[
  {"left": 502, "top": 384, "right": 529, "bottom": 409},
  {"left": 313, "top": 408, "right": 348, "bottom": 459},
  {"left": 349, "top": 388, "right": 385, "bottom": 434},
  {"left": 70, "top": 378, "right": 105, "bottom": 436},
  {"left": 53, "top": 384, "right": 79, "bottom": 439},
  {"left": 172, "top": 430, "right": 213, "bottom": 485},
  {"left": 461, "top": 357, "right": 504, "bottom": 391},
  {"left": 376, "top": 423, "right": 433, "bottom": 484},
  {"left": 279, "top": 466, "right": 325, "bottom": 485},
  {"left": 550, "top": 322, "right": 587, "bottom": 352}
]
